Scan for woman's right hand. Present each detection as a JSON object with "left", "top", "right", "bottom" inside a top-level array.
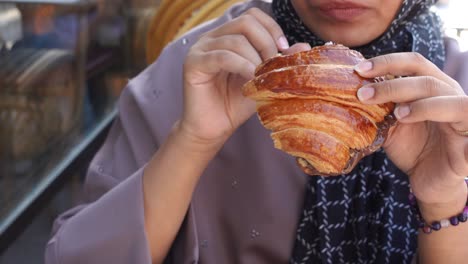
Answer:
[
  {"left": 180, "top": 8, "right": 292, "bottom": 146},
  {"left": 143, "top": 9, "right": 313, "bottom": 263}
]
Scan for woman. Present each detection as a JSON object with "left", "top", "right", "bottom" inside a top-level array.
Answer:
[{"left": 45, "top": 0, "right": 468, "bottom": 263}]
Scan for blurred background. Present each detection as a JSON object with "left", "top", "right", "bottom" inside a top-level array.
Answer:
[
  {"left": 0, "top": 0, "right": 466, "bottom": 263},
  {"left": 435, "top": 0, "right": 468, "bottom": 51}
]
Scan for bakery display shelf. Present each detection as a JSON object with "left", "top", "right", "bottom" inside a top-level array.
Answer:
[
  {"left": 0, "top": 105, "right": 117, "bottom": 253},
  {"left": 0, "top": 0, "right": 125, "bottom": 252}
]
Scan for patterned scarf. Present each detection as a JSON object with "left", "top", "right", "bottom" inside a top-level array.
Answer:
[
  {"left": 272, "top": 0, "right": 445, "bottom": 69},
  {"left": 271, "top": 1, "right": 446, "bottom": 263}
]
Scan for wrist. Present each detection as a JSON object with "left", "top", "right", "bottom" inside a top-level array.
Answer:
[
  {"left": 145, "top": 120, "right": 225, "bottom": 186},
  {"left": 416, "top": 180, "right": 468, "bottom": 222},
  {"left": 172, "top": 120, "right": 227, "bottom": 154}
]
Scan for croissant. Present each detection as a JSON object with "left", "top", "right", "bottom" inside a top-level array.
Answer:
[{"left": 242, "top": 43, "right": 396, "bottom": 176}]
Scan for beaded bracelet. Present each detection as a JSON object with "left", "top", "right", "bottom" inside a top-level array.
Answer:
[{"left": 409, "top": 179, "right": 468, "bottom": 234}]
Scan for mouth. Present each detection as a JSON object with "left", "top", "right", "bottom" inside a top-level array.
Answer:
[{"left": 318, "top": 1, "right": 369, "bottom": 22}]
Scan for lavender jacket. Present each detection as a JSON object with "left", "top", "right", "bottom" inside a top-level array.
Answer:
[{"left": 45, "top": 1, "right": 468, "bottom": 263}]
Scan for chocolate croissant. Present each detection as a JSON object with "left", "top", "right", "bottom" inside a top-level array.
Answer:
[{"left": 242, "top": 43, "right": 395, "bottom": 176}]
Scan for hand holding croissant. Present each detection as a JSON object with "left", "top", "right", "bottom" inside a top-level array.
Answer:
[
  {"left": 181, "top": 6, "right": 468, "bottom": 217},
  {"left": 354, "top": 51, "right": 468, "bottom": 216},
  {"left": 244, "top": 42, "right": 468, "bottom": 219}
]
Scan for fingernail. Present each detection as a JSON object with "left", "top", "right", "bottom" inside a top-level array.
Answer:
[
  {"left": 395, "top": 105, "right": 411, "bottom": 119},
  {"left": 354, "top": 61, "right": 373, "bottom": 73},
  {"left": 357, "top": 87, "right": 375, "bottom": 101},
  {"left": 278, "top": 36, "right": 289, "bottom": 50}
]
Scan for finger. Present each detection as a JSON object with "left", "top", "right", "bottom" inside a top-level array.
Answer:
[
  {"left": 207, "top": 15, "right": 276, "bottom": 60},
  {"left": 205, "top": 9, "right": 287, "bottom": 60},
  {"left": 354, "top": 52, "right": 459, "bottom": 88},
  {"left": 200, "top": 35, "right": 262, "bottom": 66},
  {"left": 244, "top": 7, "right": 289, "bottom": 51},
  {"left": 357, "top": 76, "right": 459, "bottom": 104},
  {"left": 394, "top": 95, "right": 468, "bottom": 127},
  {"left": 282, "top": 43, "right": 311, "bottom": 55},
  {"left": 189, "top": 50, "right": 256, "bottom": 81}
]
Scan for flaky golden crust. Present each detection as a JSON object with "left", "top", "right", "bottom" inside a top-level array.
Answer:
[
  {"left": 255, "top": 44, "right": 364, "bottom": 76},
  {"left": 242, "top": 43, "right": 395, "bottom": 176}
]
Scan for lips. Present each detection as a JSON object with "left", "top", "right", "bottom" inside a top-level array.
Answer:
[{"left": 318, "top": 1, "right": 369, "bottom": 22}]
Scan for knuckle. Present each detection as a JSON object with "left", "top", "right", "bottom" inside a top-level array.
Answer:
[
  {"left": 410, "top": 52, "right": 427, "bottom": 63},
  {"left": 238, "top": 14, "right": 255, "bottom": 27},
  {"left": 231, "top": 35, "right": 248, "bottom": 47},
  {"left": 205, "top": 51, "right": 224, "bottom": 66},
  {"left": 217, "top": 36, "right": 235, "bottom": 49},
  {"left": 380, "top": 54, "right": 393, "bottom": 66},
  {"left": 187, "top": 44, "right": 197, "bottom": 54},
  {"left": 186, "top": 44, "right": 202, "bottom": 59},
  {"left": 454, "top": 81, "right": 464, "bottom": 94},
  {"left": 458, "top": 96, "right": 468, "bottom": 116},
  {"left": 184, "top": 49, "right": 203, "bottom": 68},
  {"left": 381, "top": 80, "right": 397, "bottom": 99},
  {"left": 423, "top": 76, "right": 440, "bottom": 96},
  {"left": 373, "top": 55, "right": 393, "bottom": 72},
  {"left": 214, "top": 51, "right": 230, "bottom": 66},
  {"left": 245, "top": 7, "right": 261, "bottom": 16},
  {"left": 192, "top": 34, "right": 208, "bottom": 47}
]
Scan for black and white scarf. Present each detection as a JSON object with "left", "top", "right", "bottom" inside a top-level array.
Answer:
[{"left": 271, "top": 0, "right": 446, "bottom": 263}]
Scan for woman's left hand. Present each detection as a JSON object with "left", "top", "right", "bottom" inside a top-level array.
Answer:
[{"left": 354, "top": 52, "right": 468, "bottom": 211}]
